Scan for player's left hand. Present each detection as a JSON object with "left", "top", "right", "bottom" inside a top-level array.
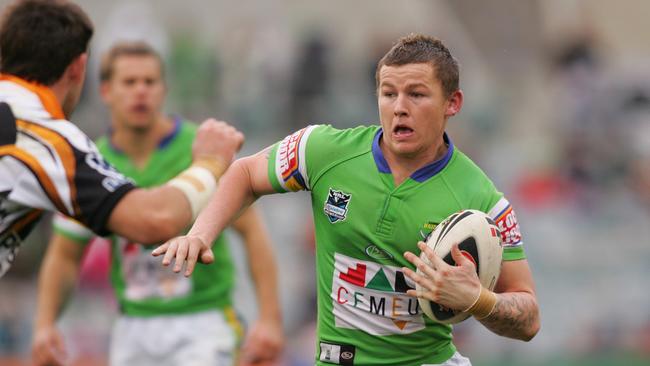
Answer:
[
  {"left": 402, "top": 242, "right": 481, "bottom": 311},
  {"left": 239, "top": 318, "right": 284, "bottom": 366},
  {"left": 152, "top": 234, "right": 214, "bottom": 276}
]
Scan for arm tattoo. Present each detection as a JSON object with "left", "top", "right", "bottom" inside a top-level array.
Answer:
[{"left": 479, "top": 292, "right": 539, "bottom": 341}]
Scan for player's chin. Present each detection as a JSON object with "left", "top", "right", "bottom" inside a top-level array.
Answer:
[{"left": 391, "top": 143, "right": 421, "bottom": 158}]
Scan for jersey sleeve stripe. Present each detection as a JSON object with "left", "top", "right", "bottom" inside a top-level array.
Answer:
[
  {"left": 267, "top": 144, "right": 285, "bottom": 193},
  {"left": 17, "top": 119, "right": 80, "bottom": 216},
  {"left": 52, "top": 214, "right": 93, "bottom": 244},
  {"left": 297, "top": 125, "right": 316, "bottom": 189},
  {"left": 487, "top": 196, "right": 510, "bottom": 220},
  {"left": 503, "top": 246, "right": 526, "bottom": 261},
  {"left": 6, "top": 209, "right": 43, "bottom": 235},
  {"left": 0, "top": 145, "right": 68, "bottom": 213},
  {"left": 273, "top": 126, "right": 316, "bottom": 192}
]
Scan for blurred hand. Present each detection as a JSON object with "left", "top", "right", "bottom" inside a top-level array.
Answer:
[
  {"left": 32, "top": 326, "right": 68, "bottom": 366},
  {"left": 402, "top": 242, "right": 481, "bottom": 311},
  {"left": 239, "top": 318, "right": 284, "bottom": 366},
  {"left": 152, "top": 235, "right": 213, "bottom": 277},
  {"left": 192, "top": 119, "right": 244, "bottom": 168}
]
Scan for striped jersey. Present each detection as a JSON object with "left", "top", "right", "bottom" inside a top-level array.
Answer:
[
  {"left": 268, "top": 125, "right": 525, "bottom": 366},
  {"left": 0, "top": 75, "right": 135, "bottom": 277}
]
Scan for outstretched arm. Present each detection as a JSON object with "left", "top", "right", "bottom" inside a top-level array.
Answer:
[
  {"left": 106, "top": 119, "right": 244, "bottom": 244},
  {"left": 232, "top": 206, "right": 284, "bottom": 365},
  {"left": 153, "top": 149, "right": 275, "bottom": 276}
]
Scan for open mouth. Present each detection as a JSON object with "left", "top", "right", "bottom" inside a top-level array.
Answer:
[
  {"left": 393, "top": 125, "right": 414, "bottom": 137},
  {"left": 132, "top": 104, "right": 149, "bottom": 113}
]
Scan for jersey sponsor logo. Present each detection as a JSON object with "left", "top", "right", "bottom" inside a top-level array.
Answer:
[
  {"left": 493, "top": 205, "right": 522, "bottom": 246},
  {"left": 118, "top": 238, "right": 191, "bottom": 300},
  {"left": 277, "top": 128, "right": 308, "bottom": 191},
  {"left": 364, "top": 244, "right": 393, "bottom": 260},
  {"left": 419, "top": 221, "right": 439, "bottom": 240},
  {"left": 319, "top": 341, "right": 355, "bottom": 365},
  {"left": 324, "top": 189, "right": 351, "bottom": 223},
  {"left": 332, "top": 253, "right": 425, "bottom": 335}
]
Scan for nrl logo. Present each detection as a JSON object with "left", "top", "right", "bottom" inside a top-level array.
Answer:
[{"left": 324, "top": 188, "right": 351, "bottom": 223}]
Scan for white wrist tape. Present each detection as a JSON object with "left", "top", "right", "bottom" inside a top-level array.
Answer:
[{"left": 167, "top": 165, "right": 218, "bottom": 220}]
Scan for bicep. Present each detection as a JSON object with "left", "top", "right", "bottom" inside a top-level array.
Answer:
[
  {"left": 494, "top": 259, "right": 536, "bottom": 295},
  {"left": 246, "top": 148, "right": 277, "bottom": 196}
]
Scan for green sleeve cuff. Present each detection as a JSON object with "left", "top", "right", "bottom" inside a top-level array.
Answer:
[
  {"left": 53, "top": 225, "right": 91, "bottom": 246},
  {"left": 267, "top": 143, "right": 286, "bottom": 193},
  {"left": 503, "top": 245, "right": 526, "bottom": 261}
]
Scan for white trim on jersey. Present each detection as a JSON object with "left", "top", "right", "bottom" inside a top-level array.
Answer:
[
  {"left": 53, "top": 214, "right": 94, "bottom": 242},
  {"left": 274, "top": 124, "right": 317, "bottom": 192}
]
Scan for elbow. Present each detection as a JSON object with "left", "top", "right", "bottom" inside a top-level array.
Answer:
[
  {"left": 520, "top": 319, "right": 540, "bottom": 342},
  {"left": 519, "top": 307, "right": 541, "bottom": 342}
]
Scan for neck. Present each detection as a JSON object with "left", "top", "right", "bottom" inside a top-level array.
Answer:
[
  {"left": 381, "top": 136, "right": 448, "bottom": 186},
  {"left": 110, "top": 115, "right": 174, "bottom": 168},
  {"left": 48, "top": 82, "right": 67, "bottom": 107},
  {"left": 47, "top": 79, "right": 71, "bottom": 117}
]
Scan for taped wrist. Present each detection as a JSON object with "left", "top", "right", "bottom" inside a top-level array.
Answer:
[
  {"left": 167, "top": 158, "right": 225, "bottom": 219},
  {"left": 465, "top": 286, "right": 497, "bottom": 320}
]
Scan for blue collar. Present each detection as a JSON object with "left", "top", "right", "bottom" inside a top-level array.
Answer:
[
  {"left": 108, "top": 116, "right": 181, "bottom": 153},
  {"left": 371, "top": 129, "right": 454, "bottom": 182}
]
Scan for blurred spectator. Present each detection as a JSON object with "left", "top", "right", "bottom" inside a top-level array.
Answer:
[{"left": 289, "top": 33, "right": 331, "bottom": 129}]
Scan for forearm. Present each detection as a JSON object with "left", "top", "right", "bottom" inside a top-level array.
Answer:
[
  {"left": 247, "top": 236, "right": 281, "bottom": 321},
  {"left": 189, "top": 158, "right": 260, "bottom": 245},
  {"left": 478, "top": 291, "right": 540, "bottom": 341},
  {"left": 108, "top": 186, "right": 192, "bottom": 244},
  {"left": 34, "top": 256, "right": 79, "bottom": 330}
]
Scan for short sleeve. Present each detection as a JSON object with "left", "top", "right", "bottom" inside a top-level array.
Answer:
[
  {"left": 267, "top": 125, "right": 320, "bottom": 192},
  {"left": 8, "top": 120, "right": 135, "bottom": 236},
  {"left": 487, "top": 197, "right": 525, "bottom": 261}
]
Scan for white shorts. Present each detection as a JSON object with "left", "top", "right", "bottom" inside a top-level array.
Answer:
[
  {"left": 423, "top": 351, "right": 472, "bottom": 366},
  {"left": 109, "top": 309, "right": 241, "bottom": 366}
]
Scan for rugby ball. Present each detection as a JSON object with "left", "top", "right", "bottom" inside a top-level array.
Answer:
[{"left": 416, "top": 209, "right": 503, "bottom": 324}]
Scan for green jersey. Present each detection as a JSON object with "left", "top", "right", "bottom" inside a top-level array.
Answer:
[
  {"left": 268, "top": 125, "right": 525, "bottom": 366},
  {"left": 54, "top": 118, "right": 235, "bottom": 317}
]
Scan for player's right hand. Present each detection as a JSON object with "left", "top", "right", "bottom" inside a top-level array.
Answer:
[
  {"left": 152, "top": 235, "right": 214, "bottom": 277},
  {"left": 193, "top": 118, "right": 245, "bottom": 167},
  {"left": 32, "top": 326, "right": 67, "bottom": 366}
]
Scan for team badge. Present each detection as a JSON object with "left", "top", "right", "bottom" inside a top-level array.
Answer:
[{"left": 324, "top": 188, "right": 351, "bottom": 223}]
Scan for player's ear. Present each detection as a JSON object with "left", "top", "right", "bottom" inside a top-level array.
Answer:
[
  {"left": 67, "top": 53, "right": 88, "bottom": 85},
  {"left": 444, "top": 89, "right": 463, "bottom": 118}
]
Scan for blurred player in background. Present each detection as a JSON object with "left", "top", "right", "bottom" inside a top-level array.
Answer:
[
  {"left": 31, "top": 41, "right": 284, "bottom": 366},
  {"left": 0, "top": 0, "right": 243, "bottom": 277},
  {"left": 154, "top": 34, "right": 540, "bottom": 365}
]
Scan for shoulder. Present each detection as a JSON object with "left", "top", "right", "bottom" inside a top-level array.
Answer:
[
  {"left": 309, "top": 124, "right": 378, "bottom": 146},
  {"left": 268, "top": 124, "right": 378, "bottom": 192},
  {"left": 443, "top": 147, "right": 501, "bottom": 206}
]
